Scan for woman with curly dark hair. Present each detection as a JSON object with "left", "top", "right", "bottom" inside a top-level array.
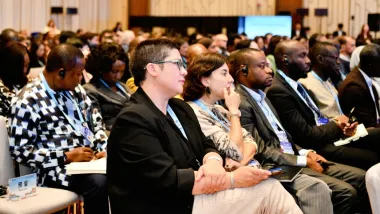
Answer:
[
  {"left": 83, "top": 42, "right": 130, "bottom": 132},
  {"left": 0, "top": 42, "right": 30, "bottom": 116}
]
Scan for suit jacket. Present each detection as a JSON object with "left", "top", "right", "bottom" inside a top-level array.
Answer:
[
  {"left": 107, "top": 87, "right": 220, "bottom": 214},
  {"left": 266, "top": 74, "right": 342, "bottom": 150},
  {"left": 236, "top": 84, "right": 302, "bottom": 166},
  {"left": 338, "top": 67, "right": 380, "bottom": 127},
  {"left": 83, "top": 79, "right": 129, "bottom": 131}
]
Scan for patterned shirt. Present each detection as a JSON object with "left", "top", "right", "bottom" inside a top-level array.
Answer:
[
  {"left": 8, "top": 75, "right": 107, "bottom": 187},
  {"left": 188, "top": 101, "right": 257, "bottom": 161},
  {"left": 0, "top": 80, "right": 16, "bottom": 117}
]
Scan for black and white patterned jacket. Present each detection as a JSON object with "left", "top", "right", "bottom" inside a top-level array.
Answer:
[{"left": 8, "top": 77, "right": 108, "bottom": 187}]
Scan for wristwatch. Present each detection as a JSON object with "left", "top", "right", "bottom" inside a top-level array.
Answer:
[{"left": 228, "top": 110, "right": 241, "bottom": 120}]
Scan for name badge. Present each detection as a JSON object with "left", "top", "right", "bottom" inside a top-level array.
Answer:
[
  {"left": 318, "top": 117, "right": 329, "bottom": 126},
  {"left": 8, "top": 173, "right": 37, "bottom": 201},
  {"left": 79, "top": 123, "right": 94, "bottom": 144}
]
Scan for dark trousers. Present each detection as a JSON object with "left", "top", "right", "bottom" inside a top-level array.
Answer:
[
  {"left": 69, "top": 174, "right": 109, "bottom": 214},
  {"left": 45, "top": 174, "right": 109, "bottom": 214},
  {"left": 302, "top": 163, "right": 370, "bottom": 214}
]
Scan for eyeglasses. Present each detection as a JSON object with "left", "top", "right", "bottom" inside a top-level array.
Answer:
[{"left": 151, "top": 59, "right": 185, "bottom": 70}]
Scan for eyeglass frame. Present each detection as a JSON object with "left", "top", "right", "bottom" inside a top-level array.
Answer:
[{"left": 147, "top": 59, "right": 185, "bottom": 71}]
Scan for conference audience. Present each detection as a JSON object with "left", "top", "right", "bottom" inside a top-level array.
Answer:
[
  {"left": 214, "top": 34, "right": 229, "bottom": 57},
  {"left": 356, "top": 24, "right": 373, "bottom": 46},
  {"left": 84, "top": 42, "right": 130, "bottom": 132},
  {"left": 338, "top": 36, "right": 356, "bottom": 78},
  {"left": 186, "top": 43, "right": 208, "bottom": 66},
  {"left": 174, "top": 38, "right": 189, "bottom": 69},
  {"left": 107, "top": 39, "right": 302, "bottom": 214},
  {"left": 339, "top": 44, "right": 380, "bottom": 128},
  {"left": 183, "top": 52, "right": 333, "bottom": 214},
  {"left": 197, "top": 37, "right": 220, "bottom": 53},
  {"left": 231, "top": 48, "right": 369, "bottom": 213},
  {"left": 265, "top": 35, "right": 283, "bottom": 72},
  {"left": 8, "top": 44, "right": 109, "bottom": 214},
  {"left": 29, "top": 40, "right": 46, "bottom": 68},
  {"left": 333, "top": 23, "right": 347, "bottom": 37},
  {"left": 0, "top": 42, "right": 30, "bottom": 117},
  {"left": 266, "top": 40, "right": 378, "bottom": 170},
  {"left": 183, "top": 53, "right": 257, "bottom": 167}
]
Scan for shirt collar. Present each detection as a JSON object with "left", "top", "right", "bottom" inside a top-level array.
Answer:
[
  {"left": 277, "top": 69, "right": 299, "bottom": 91},
  {"left": 359, "top": 68, "right": 373, "bottom": 88},
  {"left": 339, "top": 53, "right": 350, "bottom": 62},
  {"left": 241, "top": 85, "right": 266, "bottom": 102}
]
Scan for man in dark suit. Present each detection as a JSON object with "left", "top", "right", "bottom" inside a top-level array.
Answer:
[
  {"left": 291, "top": 23, "right": 306, "bottom": 40},
  {"left": 333, "top": 23, "right": 347, "bottom": 38},
  {"left": 228, "top": 48, "right": 369, "bottom": 213},
  {"left": 266, "top": 40, "right": 378, "bottom": 170},
  {"left": 337, "top": 36, "right": 356, "bottom": 81},
  {"left": 339, "top": 44, "right": 380, "bottom": 128}
]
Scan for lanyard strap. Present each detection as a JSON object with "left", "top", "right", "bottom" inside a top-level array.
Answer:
[
  {"left": 167, "top": 105, "right": 188, "bottom": 139},
  {"left": 193, "top": 99, "right": 231, "bottom": 131},
  {"left": 311, "top": 71, "right": 343, "bottom": 115},
  {"left": 99, "top": 78, "right": 129, "bottom": 97},
  {"left": 40, "top": 73, "right": 88, "bottom": 136}
]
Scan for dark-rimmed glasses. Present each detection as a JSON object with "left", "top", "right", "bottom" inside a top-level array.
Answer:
[{"left": 150, "top": 59, "right": 185, "bottom": 70}]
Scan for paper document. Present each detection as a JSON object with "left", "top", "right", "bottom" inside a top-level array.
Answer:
[
  {"left": 65, "top": 158, "right": 106, "bottom": 175},
  {"left": 334, "top": 124, "right": 368, "bottom": 147}
]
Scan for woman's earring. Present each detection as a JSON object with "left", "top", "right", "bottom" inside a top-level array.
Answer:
[{"left": 205, "top": 86, "right": 211, "bottom": 94}]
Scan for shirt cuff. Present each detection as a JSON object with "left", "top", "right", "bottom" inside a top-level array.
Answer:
[
  {"left": 298, "top": 149, "right": 315, "bottom": 156},
  {"left": 296, "top": 156, "right": 307, "bottom": 167}
]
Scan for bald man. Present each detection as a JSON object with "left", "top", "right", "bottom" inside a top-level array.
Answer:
[
  {"left": 214, "top": 34, "right": 229, "bottom": 56},
  {"left": 186, "top": 43, "right": 208, "bottom": 67},
  {"left": 0, "top": 28, "right": 18, "bottom": 50}
]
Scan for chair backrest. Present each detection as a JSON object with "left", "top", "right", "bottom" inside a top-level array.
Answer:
[{"left": 0, "top": 116, "right": 14, "bottom": 186}]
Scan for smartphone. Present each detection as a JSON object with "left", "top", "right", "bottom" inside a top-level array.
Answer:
[{"left": 269, "top": 167, "right": 283, "bottom": 176}]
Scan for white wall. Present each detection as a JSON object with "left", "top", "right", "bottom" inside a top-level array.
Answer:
[
  {"left": 303, "top": 0, "right": 380, "bottom": 37},
  {"left": 0, "top": 0, "right": 128, "bottom": 33}
]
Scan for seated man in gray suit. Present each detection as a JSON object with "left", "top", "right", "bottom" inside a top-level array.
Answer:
[{"left": 228, "top": 48, "right": 369, "bottom": 214}]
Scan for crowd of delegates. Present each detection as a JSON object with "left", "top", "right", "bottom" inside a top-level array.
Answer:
[{"left": 1, "top": 20, "right": 380, "bottom": 214}]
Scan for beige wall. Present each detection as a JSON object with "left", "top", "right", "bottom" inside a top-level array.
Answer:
[
  {"left": 149, "top": 0, "right": 276, "bottom": 16},
  {"left": 0, "top": 0, "right": 128, "bottom": 33},
  {"left": 303, "top": 0, "right": 380, "bottom": 37}
]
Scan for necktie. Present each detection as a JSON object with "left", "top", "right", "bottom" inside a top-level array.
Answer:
[
  {"left": 297, "top": 84, "right": 323, "bottom": 118},
  {"left": 372, "top": 85, "right": 380, "bottom": 117}
]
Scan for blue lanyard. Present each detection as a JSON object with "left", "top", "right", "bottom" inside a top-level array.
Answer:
[
  {"left": 311, "top": 71, "right": 343, "bottom": 115},
  {"left": 193, "top": 99, "right": 231, "bottom": 131},
  {"left": 40, "top": 73, "right": 88, "bottom": 135},
  {"left": 167, "top": 105, "right": 188, "bottom": 139},
  {"left": 99, "top": 78, "right": 129, "bottom": 97}
]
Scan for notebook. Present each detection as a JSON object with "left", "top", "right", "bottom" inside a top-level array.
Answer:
[
  {"left": 334, "top": 124, "right": 368, "bottom": 147},
  {"left": 267, "top": 166, "right": 303, "bottom": 183},
  {"left": 65, "top": 158, "right": 106, "bottom": 175}
]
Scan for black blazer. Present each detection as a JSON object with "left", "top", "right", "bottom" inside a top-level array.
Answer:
[
  {"left": 266, "top": 74, "right": 342, "bottom": 150},
  {"left": 338, "top": 67, "right": 380, "bottom": 127},
  {"left": 236, "top": 84, "right": 302, "bottom": 166},
  {"left": 107, "top": 87, "right": 220, "bottom": 214},
  {"left": 83, "top": 79, "right": 129, "bottom": 131}
]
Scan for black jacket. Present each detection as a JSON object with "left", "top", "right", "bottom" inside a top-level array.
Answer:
[
  {"left": 83, "top": 79, "right": 129, "bottom": 131},
  {"left": 266, "top": 74, "right": 341, "bottom": 150},
  {"left": 107, "top": 87, "right": 220, "bottom": 214}
]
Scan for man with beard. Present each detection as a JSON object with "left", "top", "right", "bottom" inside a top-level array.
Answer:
[
  {"left": 266, "top": 40, "right": 378, "bottom": 170},
  {"left": 229, "top": 48, "right": 368, "bottom": 213}
]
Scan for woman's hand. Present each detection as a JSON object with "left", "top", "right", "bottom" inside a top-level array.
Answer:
[
  {"left": 225, "top": 158, "right": 243, "bottom": 171},
  {"left": 224, "top": 88, "right": 241, "bottom": 112},
  {"left": 195, "top": 160, "right": 227, "bottom": 194},
  {"left": 233, "top": 166, "right": 271, "bottom": 188}
]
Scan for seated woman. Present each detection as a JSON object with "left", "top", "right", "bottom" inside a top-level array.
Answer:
[
  {"left": 107, "top": 39, "right": 301, "bottom": 214},
  {"left": 182, "top": 53, "right": 257, "bottom": 170},
  {"left": 0, "top": 42, "right": 30, "bottom": 116},
  {"left": 84, "top": 42, "right": 130, "bottom": 132},
  {"left": 29, "top": 40, "right": 46, "bottom": 68}
]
